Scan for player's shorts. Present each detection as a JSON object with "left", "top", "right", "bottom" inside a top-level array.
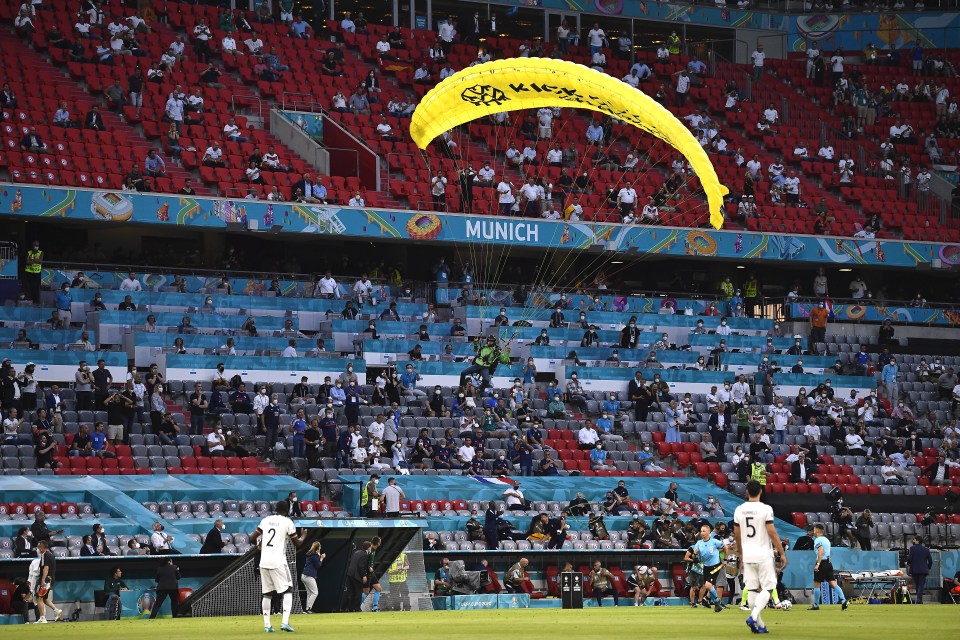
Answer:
[
  {"left": 742, "top": 561, "right": 777, "bottom": 592},
  {"left": 260, "top": 564, "right": 293, "bottom": 594},
  {"left": 703, "top": 563, "right": 723, "bottom": 583},
  {"left": 814, "top": 559, "right": 835, "bottom": 583}
]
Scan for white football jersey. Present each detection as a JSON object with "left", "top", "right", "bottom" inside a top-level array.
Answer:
[
  {"left": 256, "top": 514, "right": 296, "bottom": 569},
  {"left": 733, "top": 501, "right": 775, "bottom": 563}
]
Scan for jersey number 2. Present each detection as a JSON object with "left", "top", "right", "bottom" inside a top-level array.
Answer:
[{"left": 266, "top": 528, "right": 277, "bottom": 547}]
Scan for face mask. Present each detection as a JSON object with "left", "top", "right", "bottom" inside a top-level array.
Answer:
[{"left": 721, "top": 321, "right": 727, "bottom": 326}]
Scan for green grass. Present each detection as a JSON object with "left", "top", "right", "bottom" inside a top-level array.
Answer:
[{"left": 4, "top": 606, "right": 954, "bottom": 639}]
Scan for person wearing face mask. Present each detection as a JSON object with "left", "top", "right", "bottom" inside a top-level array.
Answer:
[
  {"left": 590, "top": 442, "right": 611, "bottom": 470},
  {"left": 768, "top": 398, "right": 792, "bottom": 447},
  {"left": 880, "top": 356, "right": 900, "bottom": 405},
  {"left": 533, "top": 328, "right": 550, "bottom": 346},
  {"left": 54, "top": 283, "right": 73, "bottom": 327},
  {"left": 493, "top": 307, "right": 509, "bottom": 327},
  {"left": 565, "top": 372, "right": 588, "bottom": 414},
  {"left": 361, "top": 475, "right": 380, "bottom": 516},
  {"left": 260, "top": 394, "right": 281, "bottom": 458},
  {"left": 619, "top": 317, "right": 639, "bottom": 348},
  {"left": 200, "top": 518, "right": 226, "bottom": 554},
  {"left": 637, "top": 443, "right": 667, "bottom": 472},
  {"left": 549, "top": 303, "right": 565, "bottom": 329},
  {"left": 125, "top": 537, "right": 147, "bottom": 556},
  {"left": 574, "top": 311, "right": 589, "bottom": 330},
  {"left": 716, "top": 316, "right": 732, "bottom": 337},
  {"left": 253, "top": 386, "right": 270, "bottom": 428},
  {"left": 206, "top": 422, "right": 226, "bottom": 456},
  {"left": 75, "top": 360, "right": 94, "bottom": 412}
]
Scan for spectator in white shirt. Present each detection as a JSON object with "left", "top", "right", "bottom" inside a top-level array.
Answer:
[
  {"left": 282, "top": 340, "right": 298, "bottom": 357},
  {"left": 783, "top": 171, "right": 800, "bottom": 203},
  {"left": 316, "top": 272, "right": 339, "bottom": 299},
  {"left": 641, "top": 198, "right": 660, "bottom": 224},
  {"left": 837, "top": 154, "right": 855, "bottom": 183},
  {"left": 546, "top": 144, "right": 563, "bottom": 167},
  {"left": 202, "top": 142, "right": 225, "bottom": 167},
  {"left": 244, "top": 33, "right": 264, "bottom": 54},
  {"left": 587, "top": 23, "right": 606, "bottom": 54},
  {"left": 222, "top": 35, "right": 241, "bottom": 55},
  {"left": 763, "top": 104, "right": 779, "bottom": 126},
  {"left": 223, "top": 117, "right": 248, "bottom": 142},
  {"left": 120, "top": 272, "right": 142, "bottom": 291},
  {"left": 818, "top": 144, "right": 835, "bottom": 161},
  {"left": 475, "top": 162, "right": 494, "bottom": 185}
]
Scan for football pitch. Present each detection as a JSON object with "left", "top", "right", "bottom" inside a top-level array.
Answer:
[{"left": 3, "top": 606, "right": 956, "bottom": 640}]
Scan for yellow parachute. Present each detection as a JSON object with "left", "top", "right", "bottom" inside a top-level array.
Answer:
[{"left": 410, "top": 58, "right": 729, "bottom": 229}]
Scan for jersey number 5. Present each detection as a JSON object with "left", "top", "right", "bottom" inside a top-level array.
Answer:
[{"left": 744, "top": 517, "right": 756, "bottom": 537}]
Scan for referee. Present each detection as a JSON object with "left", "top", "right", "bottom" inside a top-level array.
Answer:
[{"left": 810, "top": 523, "right": 849, "bottom": 610}]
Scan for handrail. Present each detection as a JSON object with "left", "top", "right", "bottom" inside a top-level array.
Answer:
[
  {"left": 231, "top": 94, "right": 263, "bottom": 123},
  {"left": 281, "top": 92, "right": 324, "bottom": 113},
  {"left": 44, "top": 261, "right": 392, "bottom": 289}
]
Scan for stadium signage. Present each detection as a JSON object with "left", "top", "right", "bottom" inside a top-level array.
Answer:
[
  {"left": 1, "top": 184, "right": 955, "bottom": 269},
  {"left": 465, "top": 219, "right": 540, "bottom": 243}
]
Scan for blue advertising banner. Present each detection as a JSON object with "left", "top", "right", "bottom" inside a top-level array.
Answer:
[
  {"left": 790, "top": 302, "right": 960, "bottom": 327},
  {"left": 490, "top": 1, "right": 958, "bottom": 49},
  {"left": 785, "top": 11, "right": 960, "bottom": 52},
  {"left": 0, "top": 255, "right": 16, "bottom": 279},
  {"left": 434, "top": 594, "right": 531, "bottom": 610},
  {"left": 278, "top": 110, "right": 324, "bottom": 140},
  {"left": 2, "top": 185, "right": 957, "bottom": 269},
  {"left": 120, "top": 588, "right": 174, "bottom": 619}
]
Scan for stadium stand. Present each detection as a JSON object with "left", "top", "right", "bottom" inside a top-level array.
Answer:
[{"left": 1, "top": 0, "right": 960, "bottom": 622}]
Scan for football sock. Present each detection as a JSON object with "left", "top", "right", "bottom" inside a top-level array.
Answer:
[
  {"left": 372, "top": 591, "right": 381, "bottom": 608},
  {"left": 832, "top": 585, "right": 846, "bottom": 603},
  {"left": 752, "top": 590, "right": 770, "bottom": 628},
  {"left": 262, "top": 596, "right": 272, "bottom": 627},
  {"left": 281, "top": 593, "right": 292, "bottom": 625},
  {"left": 709, "top": 587, "right": 718, "bottom": 604},
  {"left": 741, "top": 591, "right": 749, "bottom": 606},
  {"left": 771, "top": 587, "right": 780, "bottom": 604},
  {"left": 360, "top": 592, "right": 368, "bottom": 606},
  {"left": 814, "top": 586, "right": 822, "bottom": 607}
]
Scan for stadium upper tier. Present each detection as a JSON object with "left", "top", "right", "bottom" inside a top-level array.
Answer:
[{"left": 1, "top": 1, "right": 959, "bottom": 243}]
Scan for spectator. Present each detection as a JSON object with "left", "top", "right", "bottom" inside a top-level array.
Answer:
[
  {"left": 19, "top": 127, "right": 46, "bottom": 152},
  {"left": 84, "top": 105, "right": 106, "bottom": 131},
  {"left": 223, "top": 117, "right": 248, "bottom": 142},
  {"left": 144, "top": 149, "right": 166, "bottom": 178},
  {"left": 751, "top": 43, "right": 765, "bottom": 80}
]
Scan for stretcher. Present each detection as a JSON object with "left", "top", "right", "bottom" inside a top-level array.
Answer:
[{"left": 836, "top": 569, "right": 907, "bottom": 603}]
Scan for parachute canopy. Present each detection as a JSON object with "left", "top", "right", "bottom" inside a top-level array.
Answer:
[{"left": 410, "top": 58, "right": 729, "bottom": 229}]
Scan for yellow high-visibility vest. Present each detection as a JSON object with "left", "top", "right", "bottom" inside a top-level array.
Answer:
[
  {"left": 25, "top": 250, "right": 42, "bottom": 274},
  {"left": 389, "top": 553, "right": 408, "bottom": 582}
]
